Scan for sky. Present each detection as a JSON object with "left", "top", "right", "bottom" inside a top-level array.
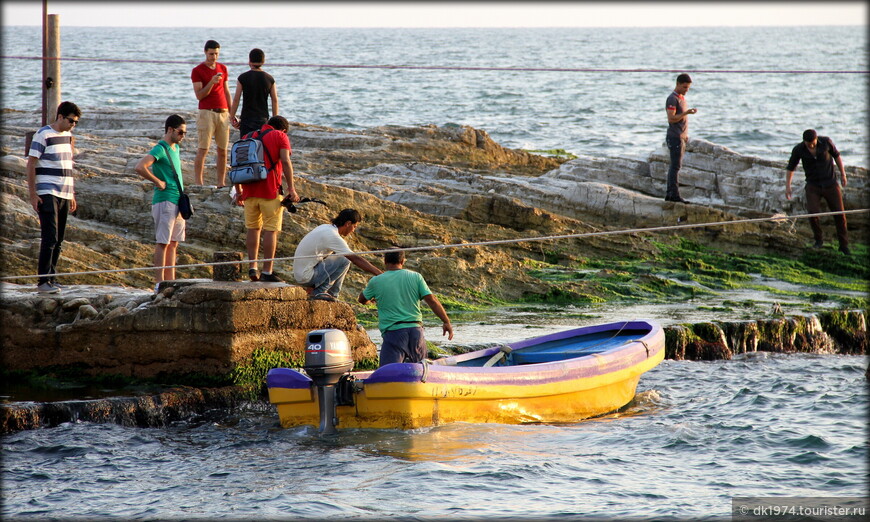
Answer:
[{"left": 1, "top": 1, "right": 866, "bottom": 28}]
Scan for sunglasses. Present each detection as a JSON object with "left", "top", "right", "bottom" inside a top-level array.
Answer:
[
  {"left": 175, "top": 129, "right": 186, "bottom": 136},
  {"left": 65, "top": 117, "right": 79, "bottom": 126}
]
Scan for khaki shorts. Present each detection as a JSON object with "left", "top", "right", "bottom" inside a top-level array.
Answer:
[
  {"left": 196, "top": 109, "right": 230, "bottom": 150},
  {"left": 152, "top": 200, "right": 186, "bottom": 244},
  {"left": 244, "top": 196, "right": 284, "bottom": 232}
]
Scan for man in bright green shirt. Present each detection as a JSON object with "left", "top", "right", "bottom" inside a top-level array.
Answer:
[
  {"left": 359, "top": 250, "right": 453, "bottom": 366},
  {"left": 135, "top": 114, "right": 187, "bottom": 292}
]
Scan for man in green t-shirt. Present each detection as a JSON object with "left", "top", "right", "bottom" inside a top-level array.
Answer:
[
  {"left": 135, "top": 114, "right": 187, "bottom": 292},
  {"left": 359, "top": 250, "right": 453, "bottom": 366}
]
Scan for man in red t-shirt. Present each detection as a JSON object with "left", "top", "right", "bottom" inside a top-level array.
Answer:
[
  {"left": 191, "top": 39, "right": 232, "bottom": 187},
  {"left": 232, "top": 115, "right": 300, "bottom": 282}
]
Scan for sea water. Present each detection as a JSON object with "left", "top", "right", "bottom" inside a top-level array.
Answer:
[
  {"left": 1, "top": 25, "right": 868, "bottom": 520},
  {"left": 1, "top": 25, "right": 867, "bottom": 166},
  {"left": 2, "top": 353, "right": 866, "bottom": 519}
]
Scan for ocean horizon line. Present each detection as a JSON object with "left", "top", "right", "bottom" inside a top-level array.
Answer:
[{"left": 3, "top": 23, "right": 863, "bottom": 29}]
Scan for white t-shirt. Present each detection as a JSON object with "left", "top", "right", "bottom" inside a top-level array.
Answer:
[{"left": 293, "top": 224, "right": 354, "bottom": 283}]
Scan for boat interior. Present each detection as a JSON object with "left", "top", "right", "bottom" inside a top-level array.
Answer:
[{"left": 430, "top": 328, "right": 652, "bottom": 367}]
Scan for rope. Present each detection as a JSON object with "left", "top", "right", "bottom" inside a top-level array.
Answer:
[
  {"left": 2, "top": 55, "right": 868, "bottom": 75},
  {"left": 1, "top": 209, "right": 865, "bottom": 283}
]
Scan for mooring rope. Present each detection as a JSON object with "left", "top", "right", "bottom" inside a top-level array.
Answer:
[
  {"left": 2, "top": 55, "right": 868, "bottom": 75},
  {"left": 1, "top": 208, "right": 866, "bottom": 283}
]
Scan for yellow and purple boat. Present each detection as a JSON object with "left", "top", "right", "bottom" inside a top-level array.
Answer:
[{"left": 267, "top": 320, "right": 664, "bottom": 432}]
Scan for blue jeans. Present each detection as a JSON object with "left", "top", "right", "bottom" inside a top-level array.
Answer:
[
  {"left": 379, "top": 326, "right": 427, "bottom": 366},
  {"left": 306, "top": 256, "right": 351, "bottom": 298},
  {"left": 666, "top": 135, "right": 686, "bottom": 199}
]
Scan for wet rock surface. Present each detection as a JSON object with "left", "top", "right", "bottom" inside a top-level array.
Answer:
[
  {"left": 664, "top": 310, "right": 867, "bottom": 361},
  {"left": 0, "top": 385, "right": 248, "bottom": 434},
  {"left": 1, "top": 280, "right": 377, "bottom": 379}
]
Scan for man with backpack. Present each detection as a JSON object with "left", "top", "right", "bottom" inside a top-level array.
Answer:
[{"left": 231, "top": 115, "right": 299, "bottom": 282}]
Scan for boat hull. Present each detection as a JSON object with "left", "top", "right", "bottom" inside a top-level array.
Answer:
[{"left": 268, "top": 320, "right": 665, "bottom": 429}]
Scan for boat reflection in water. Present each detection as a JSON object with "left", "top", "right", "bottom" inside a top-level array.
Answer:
[{"left": 267, "top": 320, "right": 665, "bottom": 432}]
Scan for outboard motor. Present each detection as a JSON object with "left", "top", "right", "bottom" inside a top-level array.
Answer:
[{"left": 303, "top": 329, "right": 354, "bottom": 435}]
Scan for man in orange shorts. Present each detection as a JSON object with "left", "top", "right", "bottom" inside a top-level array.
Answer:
[{"left": 232, "top": 115, "right": 299, "bottom": 282}]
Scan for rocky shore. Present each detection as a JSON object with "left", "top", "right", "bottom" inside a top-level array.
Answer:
[
  {"left": 2, "top": 107, "right": 866, "bottom": 296},
  {"left": 1, "top": 107, "right": 867, "bottom": 433}
]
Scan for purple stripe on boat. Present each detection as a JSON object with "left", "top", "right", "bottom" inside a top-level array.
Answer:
[
  {"left": 364, "top": 363, "right": 426, "bottom": 383},
  {"left": 420, "top": 348, "right": 645, "bottom": 386},
  {"left": 267, "top": 368, "right": 312, "bottom": 389}
]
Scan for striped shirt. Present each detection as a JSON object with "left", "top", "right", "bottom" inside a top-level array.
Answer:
[{"left": 29, "top": 125, "right": 75, "bottom": 199}]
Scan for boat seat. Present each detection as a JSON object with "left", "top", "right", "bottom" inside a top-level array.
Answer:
[{"left": 482, "top": 345, "right": 513, "bottom": 367}]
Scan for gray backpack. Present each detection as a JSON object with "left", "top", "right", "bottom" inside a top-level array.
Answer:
[{"left": 228, "top": 128, "right": 274, "bottom": 184}]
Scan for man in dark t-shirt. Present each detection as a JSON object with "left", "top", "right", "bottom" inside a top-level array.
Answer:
[
  {"left": 786, "top": 129, "right": 850, "bottom": 255},
  {"left": 230, "top": 48, "right": 279, "bottom": 137},
  {"left": 664, "top": 73, "right": 698, "bottom": 203}
]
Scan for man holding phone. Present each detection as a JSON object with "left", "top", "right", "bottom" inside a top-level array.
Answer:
[
  {"left": 191, "top": 39, "right": 231, "bottom": 187},
  {"left": 664, "top": 73, "right": 697, "bottom": 203}
]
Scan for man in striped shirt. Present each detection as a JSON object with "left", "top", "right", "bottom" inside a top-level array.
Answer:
[{"left": 26, "top": 101, "right": 81, "bottom": 294}]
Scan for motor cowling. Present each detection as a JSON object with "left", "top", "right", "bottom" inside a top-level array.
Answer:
[
  {"left": 302, "top": 329, "right": 354, "bottom": 435},
  {"left": 303, "top": 329, "right": 354, "bottom": 385}
]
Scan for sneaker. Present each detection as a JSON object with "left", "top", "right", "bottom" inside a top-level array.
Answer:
[
  {"left": 309, "top": 293, "right": 336, "bottom": 302},
  {"left": 248, "top": 268, "right": 260, "bottom": 282},
  {"left": 259, "top": 272, "right": 283, "bottom": 283},
  {"left": 812, "top": 240, "right": 824, "bottom": 249},
  {"left": 50, "top": 281, "right": 65, "bottom": 289},
  {"left": 37, "top": 282, "right": 59, "bottom": 294}
]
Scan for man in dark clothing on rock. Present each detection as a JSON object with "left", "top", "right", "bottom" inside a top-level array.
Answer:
[
  {"left": 786, "top": 129, "right": 850, "bottom": 255},
  {"left": 664, "top": 73, "right": 698, "bottom": 204},
  {"left": 230, "top": 48, "right": 278, "bottom": 138}
]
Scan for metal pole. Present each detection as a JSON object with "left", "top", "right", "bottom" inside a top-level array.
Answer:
[
  {"left": 45, "top": 14, "right": 61, "bottom": 124},
  {"left": 41, "top": 0, "right": 47, "bottom": 126}
]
